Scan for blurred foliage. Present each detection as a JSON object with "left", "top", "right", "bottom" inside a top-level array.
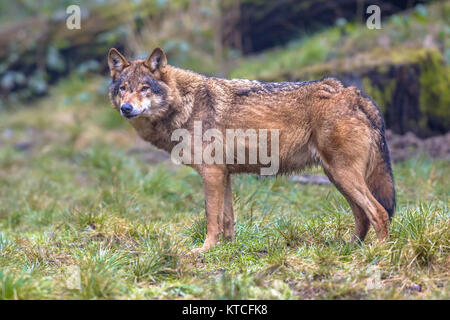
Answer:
[
  {"left": 0, "top": 0, "right": 223, "bottom": 106},
  {"left": 0, "top": 0, "right": 105, "bottom": 24},
  {"left": 0, "top": 0, "right": 448, "bottom": 135}
]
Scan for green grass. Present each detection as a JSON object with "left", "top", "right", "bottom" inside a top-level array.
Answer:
[{"left": 0, "top": 75, "right": 449, "bottom": 299}]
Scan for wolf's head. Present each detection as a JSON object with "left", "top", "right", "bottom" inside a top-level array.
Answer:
[{"left": 107, "top": 47, "right": 174, "bottom": 120}]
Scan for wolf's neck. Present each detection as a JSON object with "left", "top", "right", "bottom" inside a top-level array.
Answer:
[
  {"left": 130, "top": 116, "right": 178, "bottom": 153},
  {"left": 163, "top": 65, "right": 205, "bottom": 127},
  {"left": 166, "top": 65, "right": 205, "bottom": 94}
]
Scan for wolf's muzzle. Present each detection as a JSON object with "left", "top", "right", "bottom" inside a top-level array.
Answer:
[{"left": 120, "top": 104, "right": 141, "bottom": 119}]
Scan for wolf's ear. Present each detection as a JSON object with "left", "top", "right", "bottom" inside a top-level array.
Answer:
[
  {"left": 108, "top": 48, "right": 130, "bottom": 78},
  {"left": 144, "top": 47, "right": 167, "bottom": 72}
]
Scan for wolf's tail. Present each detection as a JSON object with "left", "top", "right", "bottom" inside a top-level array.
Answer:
[{"left": 358, "top": 93, "right": 396, "bottom": 219}]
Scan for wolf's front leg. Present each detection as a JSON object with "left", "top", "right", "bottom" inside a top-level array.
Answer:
[
  {"left": 191, "top": 166, "right": 226, "bottom": 255},
  {"left": 223, "top": 174, "right": 235, "bottom": 241}
]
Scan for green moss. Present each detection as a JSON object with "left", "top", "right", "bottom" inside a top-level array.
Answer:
[
  {"left": 417, "top": 50, "right": 450, "bottom": 131},
  {"left": 361, "top": 49, "right": 449, "bottom": 133},
  {"left": 362, "top": 77, "right": 396, "bottom": 114}
]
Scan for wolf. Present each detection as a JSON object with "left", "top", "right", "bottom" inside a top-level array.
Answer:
[{"left": 107, "top": 47, "right": 395, "bottom": 254}]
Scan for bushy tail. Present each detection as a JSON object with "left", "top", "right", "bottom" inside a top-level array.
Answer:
[
  {"left": 358, "top": 92, "right": 396, "bottom": 219},
  {"left": 366, "top": 138, "right": 396, "bottom": 219}
]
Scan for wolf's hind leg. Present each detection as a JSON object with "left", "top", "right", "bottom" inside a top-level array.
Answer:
[
  {"left": 324, "top": 167, "right": 389, "bottom": 241},
  {"left": 323, "top": 169, "right": 371, "bottom": 242},
  {"left": 348, "top": 201, "right": 371, "bottom": 243}
]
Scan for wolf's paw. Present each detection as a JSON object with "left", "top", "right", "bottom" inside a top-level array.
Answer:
[
  {"left": 189, "top": 247, "right": 207, "bottom": 256},
  {"left": 189, "top": 242, "right": 216, "bottom": 256},
  {"left": 223, "top": 229, "right": 235, "bottom": 241}
]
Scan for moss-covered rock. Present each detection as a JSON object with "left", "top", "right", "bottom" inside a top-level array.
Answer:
[{"left": 417, "top": 49, "right": 450, "bottom": 134}]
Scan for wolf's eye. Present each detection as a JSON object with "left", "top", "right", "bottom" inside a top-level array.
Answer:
[
  {"left": 141, "top": 86, "right": 150, "bottom": 93},
  {"left": 119, "top": 85, "right": 126, "bottom": 92}
]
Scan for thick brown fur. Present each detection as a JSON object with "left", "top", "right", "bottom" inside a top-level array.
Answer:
[{"left": 107, "top": 47, "right": 396, "bottom": 254}]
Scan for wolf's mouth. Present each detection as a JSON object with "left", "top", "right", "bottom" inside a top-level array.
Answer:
[
  {"left": 120, "top": 110, "right": 142, "bottom": 119},
  {"left": 124, "top": 113, "right": 139, "bottom": 119}
]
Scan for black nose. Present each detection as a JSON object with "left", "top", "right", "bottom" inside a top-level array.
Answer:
[{"left": 120, "top": 104, "right": 133, "bottom": 114}]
